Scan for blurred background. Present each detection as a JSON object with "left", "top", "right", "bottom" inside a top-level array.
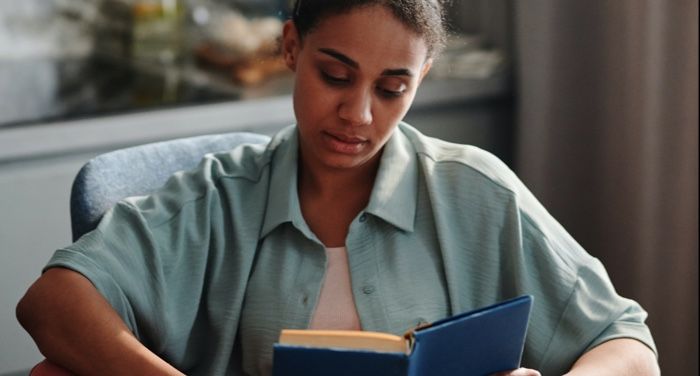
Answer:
[{"left": 0, "top": 0, "right": 696, "bottom": 374}]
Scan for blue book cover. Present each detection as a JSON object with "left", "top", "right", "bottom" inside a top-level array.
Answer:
[{"left": 272, "top": 295, "right": 533, "bottom": 376}]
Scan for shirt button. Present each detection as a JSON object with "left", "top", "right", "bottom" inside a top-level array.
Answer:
[
  {"left": 359, "top": 213, "right": 368, "bottom": 223},
  {"left": 362, "top": 285, "right": 375, "bottom": 295},
  {"left": 301, "top": 295, "right": 309, "bottom": 305}
]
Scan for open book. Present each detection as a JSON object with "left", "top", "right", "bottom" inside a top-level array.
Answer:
[{"left": 272, "top": 295, "right": 533, "bottom": 376}]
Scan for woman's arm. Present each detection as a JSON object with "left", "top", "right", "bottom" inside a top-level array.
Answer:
[
  {"left": 493, "top": 338, "right": 658, "bottom": 376},
  {"left": 16, "top": 268, "right": 183, "bottom": 376},
  {"left": 564, "top": 338, "right": 660, "bottom": 376}
]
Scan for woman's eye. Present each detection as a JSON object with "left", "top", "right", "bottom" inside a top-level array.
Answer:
[
  {"left": 377, "top": 81, "right": 407, "bottom": 98},
  {"left": 321, "top": 71, "right": 350, "bottom": 85},
  {"left": 378, "top": 87, "right": 406, "bottom": 98}
]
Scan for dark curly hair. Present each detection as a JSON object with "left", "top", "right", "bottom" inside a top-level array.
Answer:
[{"left": 291, "top": 0, "right": 449, "bottom": 58}]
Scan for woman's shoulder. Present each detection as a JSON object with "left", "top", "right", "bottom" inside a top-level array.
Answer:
[
  {"left": 203, "top": 125, "right": 296, "bottom": 184},
  {"left": 398, "top": 122, "right": 521, "bottom": 192}
]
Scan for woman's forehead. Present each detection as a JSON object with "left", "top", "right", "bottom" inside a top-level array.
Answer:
[{"left": 303, "top": 5, "right": 429, "bottom": 69}]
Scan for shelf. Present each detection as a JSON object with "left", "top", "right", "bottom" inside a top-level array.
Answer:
[{"left": 0, "top": 66, "right": 510, "bottom": 164}]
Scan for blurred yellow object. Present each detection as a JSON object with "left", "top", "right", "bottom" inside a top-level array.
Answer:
[
  {"left": 131, "top": 0, "right": 184, "bottom": 63},
  {"left": 132, "top": 2, "right": 163, "bottom": 18}
]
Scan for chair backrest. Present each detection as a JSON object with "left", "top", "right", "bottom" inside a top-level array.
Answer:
[{"left": 70, "top": 132, "right": 271, "bottom": 241}]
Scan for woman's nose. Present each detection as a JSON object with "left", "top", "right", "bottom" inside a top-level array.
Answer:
[{"left": 338, "top": 89, "right": 373, "bottom": 126}]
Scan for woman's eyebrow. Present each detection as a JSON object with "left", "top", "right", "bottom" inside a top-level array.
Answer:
[
  {"left": 319, "top": 48, "right": 358, "bottom": 68},
  {"left": 318, "top": 48, "right": 415, "bottom": 77},
  {"left": 381, "top": 68, "right": 413, "bottom": 77}
]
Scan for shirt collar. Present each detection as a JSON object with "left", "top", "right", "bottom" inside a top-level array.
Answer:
[
  {"left": 260, "top": 126, "right": 316, "bottom": 240},
  {"left": 365, "top": 123, "right": 418, "bottom": 232}
]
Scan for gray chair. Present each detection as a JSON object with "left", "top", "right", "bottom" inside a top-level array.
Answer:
[{"left": 70, "top": 131, "right": 271, "bottom": 239}]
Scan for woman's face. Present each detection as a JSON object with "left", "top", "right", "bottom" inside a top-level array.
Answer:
[{"left": 282, "top": 5, "right": 432, "bottom": 172}]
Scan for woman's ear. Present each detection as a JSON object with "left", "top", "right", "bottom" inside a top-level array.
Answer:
[
  {"left": 282, "top": 20, "right": 300, "bottom": 71},
  {"left": 418, "top": 58, "right": 433, "bottom": 84}
]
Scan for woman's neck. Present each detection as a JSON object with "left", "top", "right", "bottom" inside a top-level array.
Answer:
[
  {"left": 298, "top": 152, "right": 381, "bottom": 202},
  {"left": 297, "top": 150, "right": 382, "bottom": 247}
]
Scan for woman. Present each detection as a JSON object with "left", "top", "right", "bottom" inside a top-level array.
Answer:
[{"left": 17, "top": 1, "right": 659, "bottom": 375}]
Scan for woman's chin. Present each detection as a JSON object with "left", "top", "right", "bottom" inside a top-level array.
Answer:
[{"left": 322, "top": 157, "right": 368, "bottom": 170}]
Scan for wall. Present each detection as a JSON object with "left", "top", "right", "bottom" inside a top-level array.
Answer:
[{"left": 0, "top": 153, "right": 94, "bottom": 374}]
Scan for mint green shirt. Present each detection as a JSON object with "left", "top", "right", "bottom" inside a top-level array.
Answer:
[{"left": 47, "top": 123, "right": 656, "bottom": 376}]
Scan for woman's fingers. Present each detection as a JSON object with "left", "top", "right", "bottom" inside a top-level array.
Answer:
[{"left": 490, "top": 368, "right": 542, "bottom": 376}]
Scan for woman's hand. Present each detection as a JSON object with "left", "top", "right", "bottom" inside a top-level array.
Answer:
[
  {"left": 30, "top": 360, "right": 75, "bottom": 376},
  {"left": 491, "top": 368, "right": 541, "bottom": 376}
]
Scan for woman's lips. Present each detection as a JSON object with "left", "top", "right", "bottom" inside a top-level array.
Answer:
[{"left": 322, "top": 131, "right": 368, "bottom": 154}]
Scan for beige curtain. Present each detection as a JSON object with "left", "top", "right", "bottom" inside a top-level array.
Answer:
[{"left": 514, "top": 1, "right": 698, "bottom": 375}]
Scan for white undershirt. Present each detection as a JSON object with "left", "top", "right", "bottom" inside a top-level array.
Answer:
[{"left": 309, "top": 246, "right": 362, "bottom": 330}]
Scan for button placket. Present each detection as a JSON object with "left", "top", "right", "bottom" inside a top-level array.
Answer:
[
  {"left": 291, "top": 239, "right": 327, "bottom": 328},
  {"left": 345, "top": 219, "right": 390, "bottom": 332}
]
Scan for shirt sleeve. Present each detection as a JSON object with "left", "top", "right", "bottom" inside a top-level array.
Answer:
[
  {"left": 409, "top": 134, "right": 658, "bottom": 375},
  {"left": 514, "top": 207, "right": 658, "bottom": 374},
  {"left": 43, "top": 154, "right": 259, "bottom": 371},
  {"left": 46, "top": 186, "right": 214, "bottom": 350},
  {"left": 536, "top": 256, "right": 657, "bottom": 373}
]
